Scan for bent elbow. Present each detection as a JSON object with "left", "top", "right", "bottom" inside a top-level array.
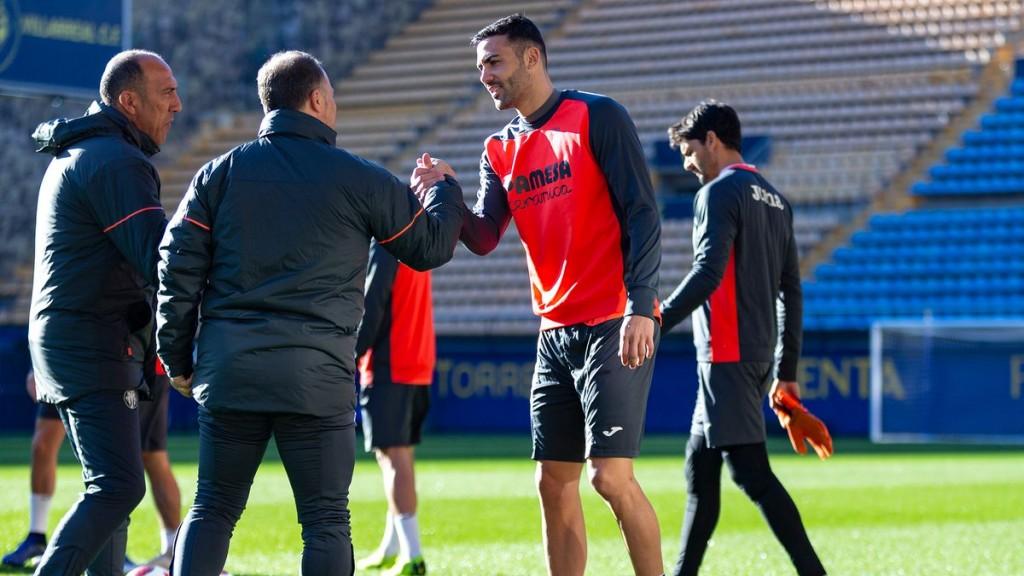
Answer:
[
  {"left": 406, "top": 247, "right": 456, "bottom": 272},
  {"left": 464, "top": 240, "right": 497, "bottom": 256}
]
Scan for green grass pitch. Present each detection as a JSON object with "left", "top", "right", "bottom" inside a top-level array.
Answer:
[{"left": 1, "top": 435, "right": 1022, "bottom": 575}]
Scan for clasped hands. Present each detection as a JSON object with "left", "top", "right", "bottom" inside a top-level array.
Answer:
[{"left": 410, "top": 152, "right": 456, "bottom": 201}]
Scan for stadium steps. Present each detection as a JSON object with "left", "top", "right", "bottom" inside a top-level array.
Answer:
[
  {"left": 129, "top": 0, "right": 1023, "bottom": 336},
  {"left": 398, "top": 0, "right": 1018, "bottom": 333},
  {"left": 157, "top": 0, "right": 587, "bottom": 215},
  {"left": 336, "top": 0, "right": 583, "bottom": 110},
  {"left": 0, "top": 264, "right": 34, "bottom": 324},
  {"left": 374, "top": 0, "right": 589, "bottom": 176},
  {"left": 803, "top": 46, "right": 1024, "bottom": 329},
  {"left": 158, "top": 103, "right": 444, "bottom": 213},
  {"left": 157, "top": 113, "right": 259, "bottom": 213},
  {"left": 799, "top": 42, "right": 1016, "bottom": 279}
]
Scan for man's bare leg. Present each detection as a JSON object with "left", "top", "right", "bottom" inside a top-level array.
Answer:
[
  {"left": 589, "top": 457, "right": 663, "bottom": 576},
  {"left": 537, "top": 460, "right": 587, "bottom": 576},
  {"left": 142, "top": 450, "right": 182, "bottom": 554}
]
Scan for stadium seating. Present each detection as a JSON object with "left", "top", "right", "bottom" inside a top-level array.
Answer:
[
  {"left": 805, "top": 62, "right": 1024, "bottom": 330},
  {"left": 0, "top": 96, "right": 93, "bottom": 324},
  {"left": 915, "top": 78, "right": 1024, "bottom": 196},
  {"left": 419, "top": 0, "right": 1017, "bottom": 334},
  {"left": 0, "top": 0, "right": 425, "bottom": 324},
  {"left": 805, "top": 206, "right": 1024, "bottom": 329},
  {"left": 2, "top": 0, "right": 1022, "bottom": 334}
]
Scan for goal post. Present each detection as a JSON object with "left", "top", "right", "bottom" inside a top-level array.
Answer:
[{"left": 869, "top": 319, "right": 1024, "bottom": 444}]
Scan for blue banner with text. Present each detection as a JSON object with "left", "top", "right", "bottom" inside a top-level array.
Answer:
[
  {"left": 0, "top": 0, "right": 126, "bottom": 97},
  {"left": 5, "top": 328, "right": 1007, "bottom": 438},
  {"left": 426, "top": 333, "right": 877, "bottom": 435}
]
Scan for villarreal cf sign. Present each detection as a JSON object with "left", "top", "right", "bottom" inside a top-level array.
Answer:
[{"left": 0, "top": 0, "right": 126, "bottom": 97}]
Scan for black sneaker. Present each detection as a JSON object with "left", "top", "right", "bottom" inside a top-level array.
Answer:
[{"left": 2, "top": 532, "right": 47, "bottom": 567}]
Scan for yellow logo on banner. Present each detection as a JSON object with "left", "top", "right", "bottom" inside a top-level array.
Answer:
[
  {"left": 0, "top": 0, "right": 21, "bottom": 74},
  {"left": 0, "top": 5, "right": 8, "bottom": 45}
]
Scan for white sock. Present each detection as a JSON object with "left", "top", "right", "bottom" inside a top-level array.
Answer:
[
  {"left": 395, "top": 513, "right": 422, "bottom": 559},
  {"left": 29, "top": 494, "right": 52, "bottom": 535},
  {"left": 379, "top": 512, "right": 399, "bottom": 556},
  {"left": 161, "top": 527, "right": 178, "bottom": 555}
]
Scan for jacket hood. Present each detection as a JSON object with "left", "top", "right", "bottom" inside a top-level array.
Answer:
[{"left": 32, "top": 101, "right": 160, "bottom": 157}]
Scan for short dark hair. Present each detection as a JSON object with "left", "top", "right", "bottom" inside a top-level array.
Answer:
[
  {"left": 257, "top": 51, "right": 328, "bottom": 113},
  {"left": 471, "top": 14, "right": 548, "bottom": 68},
  {"left": 668, "top": 100, "right": 742, "bottom": 152},
  {"left": 100, "top": 50, "right": 162, "bottom": 106}
]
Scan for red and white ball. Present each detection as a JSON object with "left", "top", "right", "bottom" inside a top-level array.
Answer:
[
  {"left": 125, "top": 564, "right": 230, "bottom": 576},
  {"left": 125, "top": 567, "right": 169, "bottom": 576}
]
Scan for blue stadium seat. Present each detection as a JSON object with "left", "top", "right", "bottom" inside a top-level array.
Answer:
[{"left": 808, "top": 200, "right": 1024, "bottom": 330}]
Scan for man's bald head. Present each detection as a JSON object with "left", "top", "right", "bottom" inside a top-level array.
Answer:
[
  {"left": 100, "top": 49, "right": 167, "bottom": 106},
  {"left": 99, "top": 50, "right": 181, "bottom": 146}
]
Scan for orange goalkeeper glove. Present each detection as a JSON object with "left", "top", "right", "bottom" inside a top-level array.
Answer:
[{"left": 771, "top": 387, "right": 834, "bottom": 460}]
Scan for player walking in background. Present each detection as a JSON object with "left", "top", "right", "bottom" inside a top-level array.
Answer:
[
  {"left": 28, "top": 49, "right": 181, "bottom": 576},
  {"left": 2, "top": 365, "right": 182, "bottom": 571},
  {"left": 1, "top": 371, "right": 64, "bottom": 568},
  {"left": 156, "top": 51, "right": 464, "bottom": 576},
  {"left": 659, "top": 101, "right": 827, "bottom": 576},
  {"left": 355, "top": 240, "right": 435, "bottom": 576},
  {"left": 132, "top": 347, "right": 184, "bottom": 570},
  {"left": 418, "top": 14, "right": 663, "bottom": 576}
]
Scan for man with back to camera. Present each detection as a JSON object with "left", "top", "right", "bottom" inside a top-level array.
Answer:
[
  {"left": 416, "top": 14, "right": 664, "bottom": 576},
  {"left": 659, "top": 101, "right": 827, "bottom": 576},
  {"left": 354, "top": 240, "right": 436, "bottom": 576},
  {"left": 28, "top": 49, "right": 181, "bottom": 575},
  {"left": 156, "top": 50, "right": 464, "bottom": 576}
]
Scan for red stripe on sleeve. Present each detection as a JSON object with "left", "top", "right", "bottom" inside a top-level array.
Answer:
[
  {"left": 184, "top": 217, "right": 211, "bottom": 231},
  {"left": 709, "top": 247, "right": 741, "bottom": 362},
  {"left": 379, "top": 207, "right": 424, "bottom": 245},
  {"left": 103, "top": 206, "right": 164, "bottom": 233}
]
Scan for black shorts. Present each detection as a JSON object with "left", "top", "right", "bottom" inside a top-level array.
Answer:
[
  {"left": 37, "top": 401, "right": 61, "bottom": 420},
  {"left": 691, "top": 361, "right": 773, "bottom": 448},
  {"left": 359, "top": 380, "right": 430, "bottom": 452},
  {"left": 38, "top": 376, "right": 170, "bottom": 451},
  {"left": 138, "top": 374, "right": 170, "bottom": 452},
  {"left": 531, "top": 316, "right": 659, "bottom": 462}
]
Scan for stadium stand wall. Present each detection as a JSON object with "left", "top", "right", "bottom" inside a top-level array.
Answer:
[
  {"left": 91, "top": 0, "right": 1024, "bottom": 337},
  {"left": 0, "top": 0, "right": 428, "bottom": 324},
  {"left": 2, "top": 0, "right": 1023, "bottom": 435},
  {"left": 805, "top": 58, "right": 1024, "bottom": 330}
]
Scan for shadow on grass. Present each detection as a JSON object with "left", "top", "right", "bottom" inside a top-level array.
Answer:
[
  {"left": 0, "top": 433, "right": 1020, "bottom": 467},
  {"left": 0, "top": 568, "right": 278, "bottom": 576}
]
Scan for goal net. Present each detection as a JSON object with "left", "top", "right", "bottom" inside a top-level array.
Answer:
[{"left": 870, "top": 320, "right": 1024, "bottom": 444}]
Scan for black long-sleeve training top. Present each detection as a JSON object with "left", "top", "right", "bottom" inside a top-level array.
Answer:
[{"left": 660, "top": 164, "right": 803, "bottom": 381}]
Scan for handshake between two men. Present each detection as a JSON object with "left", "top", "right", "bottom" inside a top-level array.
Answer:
[{"left": 410, "top": 152, "right": 456, "bottom": 202}]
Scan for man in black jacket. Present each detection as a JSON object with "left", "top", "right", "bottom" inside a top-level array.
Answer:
[
  {"left": 28, "top": 50, "right": 181, "bottom": 576},
  {"left": 156, "top": 51, "right": 464, "bottom": 576},
  {"left": 660, "top": 101, "right": 826, "bottom": 576}
]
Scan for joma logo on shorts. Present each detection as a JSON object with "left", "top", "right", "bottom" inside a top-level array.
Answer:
[{"left": 510, "top": 160, "right": 572, "bottom": 194}]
